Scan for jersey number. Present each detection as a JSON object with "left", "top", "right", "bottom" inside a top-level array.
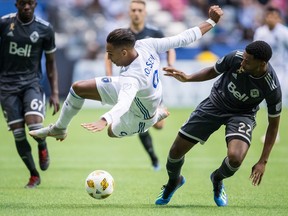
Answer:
[
  {"left": 152, "top": 70, "right": 159, "bottom": 88},
  {"left": 30, "top": 99, "right": 44, "bottom": 111},
  {"left": 238, "top": 122, "right": 252, "bottom": 137}
]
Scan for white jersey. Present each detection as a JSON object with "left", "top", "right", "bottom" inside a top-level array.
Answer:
[
  {"left": 254, "top": 23, "right": 288, "bottom": 105},
  {"left": 253, "top": 23, "right": 288, "bottom": 72},
  {"left": 102, "top": 26, "right": 202, "bottom": 124}
]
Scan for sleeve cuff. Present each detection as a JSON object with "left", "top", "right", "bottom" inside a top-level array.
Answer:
[{"left": 101, "top": 113, "right": 112, "bottom": 125}]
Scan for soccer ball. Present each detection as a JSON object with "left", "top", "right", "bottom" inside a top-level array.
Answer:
[{"left": 85, "top": 170, "right": 115, "bottom": 199}]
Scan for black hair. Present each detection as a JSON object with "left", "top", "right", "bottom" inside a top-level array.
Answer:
[
  {"left": 266, "top": 6, "right": 281, "bottom": 16},
  {"left": 245, "top": 40, "right": 272, "bottom": 62},
  {"left": 106, "top": 28, "right": 136, "bottom": 48}
]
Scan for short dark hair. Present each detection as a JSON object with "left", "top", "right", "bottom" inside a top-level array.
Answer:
[
  {"left": 266, "top": 6, "right": 281, "bottom": 16},
  {"left": 106, "top": 28, "right": 136, "bottom": 48},
  {"left": 245, "top": 41, "right": 272, "bottom": 62}
]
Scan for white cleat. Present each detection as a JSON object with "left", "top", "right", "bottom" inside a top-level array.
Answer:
[{"left": 29, "top": 124, "right": 67, "bottom": 141}]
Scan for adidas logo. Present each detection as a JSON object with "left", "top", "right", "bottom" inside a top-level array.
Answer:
[{"left": 7, "top": 31, "right": 14, "bottom": 37}]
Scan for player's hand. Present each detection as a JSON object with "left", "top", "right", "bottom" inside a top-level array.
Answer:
[
  {"left": 249, "top": 162, "right": 266, "bottom": 186},
  {"left": 208, "top": 5, "right": 224, "bottom": 23},
  {"left": 81, "top": 119, "right": 107, "bottom": 132},
  {"left": 163, "top": 66, "right": 190, "bottom": 82},
  {"left": 49, "top": 93, "right": 60, "bottom": 115}
]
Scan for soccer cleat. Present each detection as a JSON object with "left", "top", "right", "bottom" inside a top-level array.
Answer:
[
  {"left": 38, "top": 147, "right": 50, "bottom": 171},
  {"left": 155, "top": 176, "right": 186, "bottom": 205},
  {"left": 152, "top": 162, "right": 161, "bottom": 171},
  {"left": 29, "top": 124, "right": 67, "bottom": 141},
  {"left": 25, "top": 176, "right": 41, "bottom": 189},
  {"left": 210, "top": 173, "right": 228, "bottom": 207}
]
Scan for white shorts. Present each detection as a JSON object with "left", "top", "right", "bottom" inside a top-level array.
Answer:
[{"left": 95, "top": 76, "right": 159, "bottom": 137}]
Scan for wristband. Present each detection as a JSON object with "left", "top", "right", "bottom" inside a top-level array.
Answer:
[{"left": 206, "top": 18, "right": 216, "bottom": 27}]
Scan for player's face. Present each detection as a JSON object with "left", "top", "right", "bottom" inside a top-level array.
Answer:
[
  {"left": 106, "top": 43, "right": 126, "bottom": 67},
  {"left": 129, "top": 2, "right": 146, "bottom": 26},
  {"left": 240, "top": 52, "right": 264, "bottom": 76},
  {"left": 265, "top": 11, "right": 281, "bottom": 28},
  {"left": 15, "top": 0, "right": 37, "bottom": 23}
]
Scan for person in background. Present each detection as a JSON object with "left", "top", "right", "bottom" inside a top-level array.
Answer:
[
  {"left": 0, "top": 0, "right": 60, "bottom": 188},
  {"left": 155, "top": 41, "right": 281, "bottom": 207},
  {"left": 105, "top": 0, "right": 176, "bottom": 171},
  {"left": 253, "top": 6, "right": 288, "bottom": 143}
]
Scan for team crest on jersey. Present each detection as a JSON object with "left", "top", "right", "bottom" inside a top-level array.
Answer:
[
  {"left": 30, "top": 31, "right": 39, "bottom": 43},
  {"left": 250, "top": 89, "right": 259, "bottom": 98}
]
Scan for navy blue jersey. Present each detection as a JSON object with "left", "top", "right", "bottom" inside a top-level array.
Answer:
[
  {"left": 209, "top": 50, "right": 282, "bottom": 116},
  {"left": 129, "top": 25, "right": 164, "bottom": 40},
  {"left": 0, "top": 13, "right": 56, "bottom": 93}
]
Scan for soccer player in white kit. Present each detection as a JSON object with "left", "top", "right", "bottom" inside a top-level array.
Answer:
[
  {"left": 29, "top": 5, "right": 224, "bottom": 141},
  {"left": 253, "top": 6, "right": 288, "bottom": 106}
]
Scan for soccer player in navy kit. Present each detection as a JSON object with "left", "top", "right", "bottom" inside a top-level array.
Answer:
[
  {"left": 105, "top": 0, "right": 176, "bottom": 171},
  {"left": 0, "top": 0, "right": 60, "bottom": 188},
  {"left": 155, "top": 41, "right": 282, "bottom": 206}
]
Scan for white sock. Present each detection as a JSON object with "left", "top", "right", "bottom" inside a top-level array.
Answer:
[{"left": 55, "top": 88, "right": 84, "bottom": 129}]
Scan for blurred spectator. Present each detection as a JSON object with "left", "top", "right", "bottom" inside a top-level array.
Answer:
[{"left": 253, "top": 6, "right": 288, "bottom": 106}]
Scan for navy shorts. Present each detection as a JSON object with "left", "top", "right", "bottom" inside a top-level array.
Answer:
[
  {"left": 0, "top": 84, "right": 46, "bottom": 127},
  {"left": 179, "top": 98, "right": 256, "bottom": 145}
]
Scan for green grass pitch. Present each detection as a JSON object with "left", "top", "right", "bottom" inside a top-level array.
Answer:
[{"left": 0, "top": 107, "right": 287, "bottom": 216}]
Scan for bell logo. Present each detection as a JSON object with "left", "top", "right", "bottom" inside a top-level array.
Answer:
[
  {"left": 227, "top": 81, "right": 249, "bottom": 102},
  {"left": 9, "top": 42, "right": 31, "bottom": 57}
]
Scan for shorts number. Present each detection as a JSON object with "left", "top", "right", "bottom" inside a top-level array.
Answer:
[
  {"left": 30, "top": 98, "right": 44, "bottom": 111},
  {"left": 152, "top": 70, "right": 159, "bottom": 88},
  {"left": 238, "top": 122, "right": 251, "bottom": 136}
]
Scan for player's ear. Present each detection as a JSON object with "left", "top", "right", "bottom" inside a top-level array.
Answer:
[{"left": 121, "top": 49, "right": 127, "bottom": 56}]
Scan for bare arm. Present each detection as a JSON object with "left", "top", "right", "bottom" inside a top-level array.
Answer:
[
  {"left": 45, "top": 52, "right": 60, "bottom": 115},
  {"left": 163, "top": 66, "right": 219, "bottom": 82},
  {"left": 167, "top": 49, "right": 176, "bottom": 66},
  {"left": 198, "top": 5, "right": 223, "bottom": 35},
  {"left": 250, "top": 115, "right": 280, "bottom": 186}
]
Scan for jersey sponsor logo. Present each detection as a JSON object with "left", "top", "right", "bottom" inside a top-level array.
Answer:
[
  {"left": 30, "top": 31, "right": 39, "bottom": 43},
  {"left": 227, "top": 81, "right": 249, "bottom": 102},
  {"left": 9, "top": 42, "right": 31, "bottom": 57}
]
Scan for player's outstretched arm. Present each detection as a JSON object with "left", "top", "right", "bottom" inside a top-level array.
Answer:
[
  {"left": 163, "top": 66, "right": 219, "bottom": 82},
  {"left": 198, "top": 5, "right": 223, "bottom": 36}
]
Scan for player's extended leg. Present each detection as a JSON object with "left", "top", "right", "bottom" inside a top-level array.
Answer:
[
  {"left": 210, "top": 139, "right": 249, "bottom": 206},
  {"left": 138, "top": 131, "right": 160, "bottom": 170},
  {"left": 29, "top": 79, "right": 101, "bottom": 141},
  {"left": 155, "top": 134, "right": 196, "bottom": 205},
  {"left": 11, "top": 123, "right": 41, "bottom": 188}
]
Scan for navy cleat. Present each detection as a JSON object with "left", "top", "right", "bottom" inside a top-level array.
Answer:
[
  {"left": 155, "top": 176, "right": 185, "bottom": 205},
  {"left": 210, "top": 173, "right": 227, "bottom": 206}
]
